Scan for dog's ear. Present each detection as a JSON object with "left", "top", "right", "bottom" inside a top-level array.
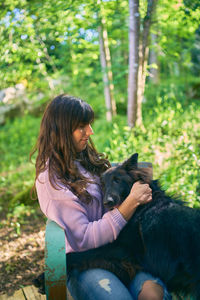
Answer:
[{"left": 122, "top": 153, "right": 138, "bottom": 171}]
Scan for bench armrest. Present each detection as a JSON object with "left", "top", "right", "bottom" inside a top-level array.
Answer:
[{"left": 45, "top": 219, "right": 67, "bottom": 300}]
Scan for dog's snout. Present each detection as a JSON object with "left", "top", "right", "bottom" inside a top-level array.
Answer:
[
  {"left": 104, "top": 195, "right": 114, "bottom": 204},
  {"left": 103, "top": 196, "right": 115, "bottom": 208}
]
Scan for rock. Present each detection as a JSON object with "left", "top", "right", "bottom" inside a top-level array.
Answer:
[
  {"left": 0, "top": 83, "right": 26, "bottom": 104},
  {"left": 1, "top": 87, "right": 16, "bottom": 103},
  {"left": 15, "top": 83, "right": 26, "bottom": 92}
]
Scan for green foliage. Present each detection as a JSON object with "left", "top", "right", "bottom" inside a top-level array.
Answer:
[
  {"left": 0, "top": 115, "right": 39, "bottom": 215},
  {"left": 156, "top": 0, "right": 200, "bottom": 77},
  {"left": 103, "top": 83, "right": 200, "bottom": 207},
  {"left": 1, "top": 0, "right": 199, "bottom": 94},
  {"left": 0, "top": 115, "right": 40, "bottom": 171},
  {"left": 0, "top": 0, "right": 200, "bottom": 224}
]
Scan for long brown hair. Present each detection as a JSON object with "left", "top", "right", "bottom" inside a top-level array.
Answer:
[{"left": 30, "top": 94, "right": 110, "bottom": 203}]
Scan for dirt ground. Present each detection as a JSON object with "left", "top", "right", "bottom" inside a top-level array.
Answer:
[{"left": 0, "top": 208, "right": 46, "bottom": 296}]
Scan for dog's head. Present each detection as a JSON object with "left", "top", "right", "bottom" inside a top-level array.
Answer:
[{"left": 101, "top": 153, "right": 152, "bottom": 209}]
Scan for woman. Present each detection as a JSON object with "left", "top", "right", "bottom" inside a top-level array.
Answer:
[{"left": 32, "top": 94, "right": 172, "bottom": 300}]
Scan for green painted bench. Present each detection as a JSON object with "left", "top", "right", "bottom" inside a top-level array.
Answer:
[
  {"left": 45, "top": 219, "right": 71, "bottom": 300},
  {"left": 44, "top": 162, "right": 193, "bottom": 300}
]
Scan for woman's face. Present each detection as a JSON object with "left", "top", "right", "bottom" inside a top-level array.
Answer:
[{"left": 72, "top": 123, "right": 94, "bottom": 152}]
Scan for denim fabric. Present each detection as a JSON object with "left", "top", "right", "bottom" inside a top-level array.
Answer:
[
  {"left": 67, "top": 269, "right": 172, "bottom": 300},
  {"left": 129, "top": 271, "right": 172, "bottom": 300}
]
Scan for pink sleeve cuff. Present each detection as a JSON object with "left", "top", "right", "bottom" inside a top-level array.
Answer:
[{"left": 107, "top": 208, "right": 127, "bottom": 231}]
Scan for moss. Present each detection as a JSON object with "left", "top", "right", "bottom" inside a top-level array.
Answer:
[{"left": 10, "top": 186, "right": 38, "bottom": 208}]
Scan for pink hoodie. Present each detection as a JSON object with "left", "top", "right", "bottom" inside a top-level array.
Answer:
[{"left": 36, "top": 162, "right": 127, "bottom": 253}]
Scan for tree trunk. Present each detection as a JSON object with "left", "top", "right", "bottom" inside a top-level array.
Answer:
[
  {"left": 98, "top": 25, "right": 112, "bottom": 121},
  {"left": 136, "top": 42, "right": 149, "bottom": 127},
  {"left": 101, "top": 18, "right": 117, "bottom": 116},
  {"left": 98, "top": 0, "right": 116, "bottom": 120},
  {"left": 136, "top": 0, "right": 157, "bottom": 126},
  {"left": 127, "top": 0, "right": 140, "bottom": 127}
]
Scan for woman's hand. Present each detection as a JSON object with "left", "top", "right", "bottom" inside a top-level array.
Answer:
[
  {"left": 128, "top": 181, "right": 152, "bottom": 206},
  {"left": 118, "top": 181, "right": 152, "bottom": 221}
]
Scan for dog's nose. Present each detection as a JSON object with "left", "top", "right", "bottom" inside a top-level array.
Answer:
[{"left": 104, "top": 196, "right": 115, "bottom": 208}]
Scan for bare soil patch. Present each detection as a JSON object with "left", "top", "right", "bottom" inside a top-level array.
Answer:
[{"left": 0, "top": 209, "right": 46, "bottom": 296}]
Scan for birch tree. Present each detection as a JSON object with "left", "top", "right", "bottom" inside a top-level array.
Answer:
[
  {"left": 136, "top": 0, "right": 157, "bottom": 126},
  {"left": 97, "top": 0, "right": 116, "bottom": 121},
  {"left": 98, "top": 26, "right": 112, "bottom": 121},
  {"left": 127, "top": 0, "right": 157, "bottom": 127},
  {"left": 127, "top": 0, "right": 140, "bottom": 127}
]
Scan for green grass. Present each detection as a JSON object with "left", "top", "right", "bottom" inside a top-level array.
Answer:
[
  {"left": 0, "top": 115, "right": 40, "bottom": 215},
  {"left": 0, "top": 115, "right": 41, "bottom": 172}
]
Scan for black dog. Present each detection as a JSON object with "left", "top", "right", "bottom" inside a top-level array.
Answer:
[{"left": 67, "top": 153, "right": 200, "bottom": 299}]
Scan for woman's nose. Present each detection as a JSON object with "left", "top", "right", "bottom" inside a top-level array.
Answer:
[{"left": 86, "top": 124, "right": 94, "bottom": 136}]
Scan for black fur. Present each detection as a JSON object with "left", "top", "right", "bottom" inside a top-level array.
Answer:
[{"left": 67, "top": 153, "right": 200, "bottom": 299}]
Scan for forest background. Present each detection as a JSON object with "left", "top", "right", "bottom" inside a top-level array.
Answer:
[
  {"left": 0, "top": 0, "right": 200, "bottom": 293},
  {"left": 1, "top": 0, "right": 200, "bottom": 224}
]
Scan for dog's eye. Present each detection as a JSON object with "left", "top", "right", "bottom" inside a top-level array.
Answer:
[{"left": 113, "top": 177, "right": 120, "bottom": 184}]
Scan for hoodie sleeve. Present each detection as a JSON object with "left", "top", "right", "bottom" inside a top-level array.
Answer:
[{"left": 36, "top": 170, "right": 127, "bottom": 252}]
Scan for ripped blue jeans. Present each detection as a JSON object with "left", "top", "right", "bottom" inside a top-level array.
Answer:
[{"left": 67, "top": 269, "right": 172, "bottom": 300}]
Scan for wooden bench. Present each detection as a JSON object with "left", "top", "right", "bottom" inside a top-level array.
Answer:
[{"left": 44, "top": 162, "right": 152, "bottom": 300}]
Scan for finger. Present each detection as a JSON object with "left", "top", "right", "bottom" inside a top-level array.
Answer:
[
  {"left": 132, "top": 181, "right": 140, "bottom": 188},
  {"left": 141, "top": 194, "right": 148, "bottom": 203},
  {"left": 144, "top": 187, "right": 151, "bottom": 194},
  {"left": 143, "top": 194, "right": 152, "bottom": 203},
  {"left": 147, "top": 195, "right": 152, "bottom": 201},
  {"left": 143, "top": 184, "right": 150, "bottom": 192},
  {"left": 147, "top": 187, "right": 152, "bottom": 194}
]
